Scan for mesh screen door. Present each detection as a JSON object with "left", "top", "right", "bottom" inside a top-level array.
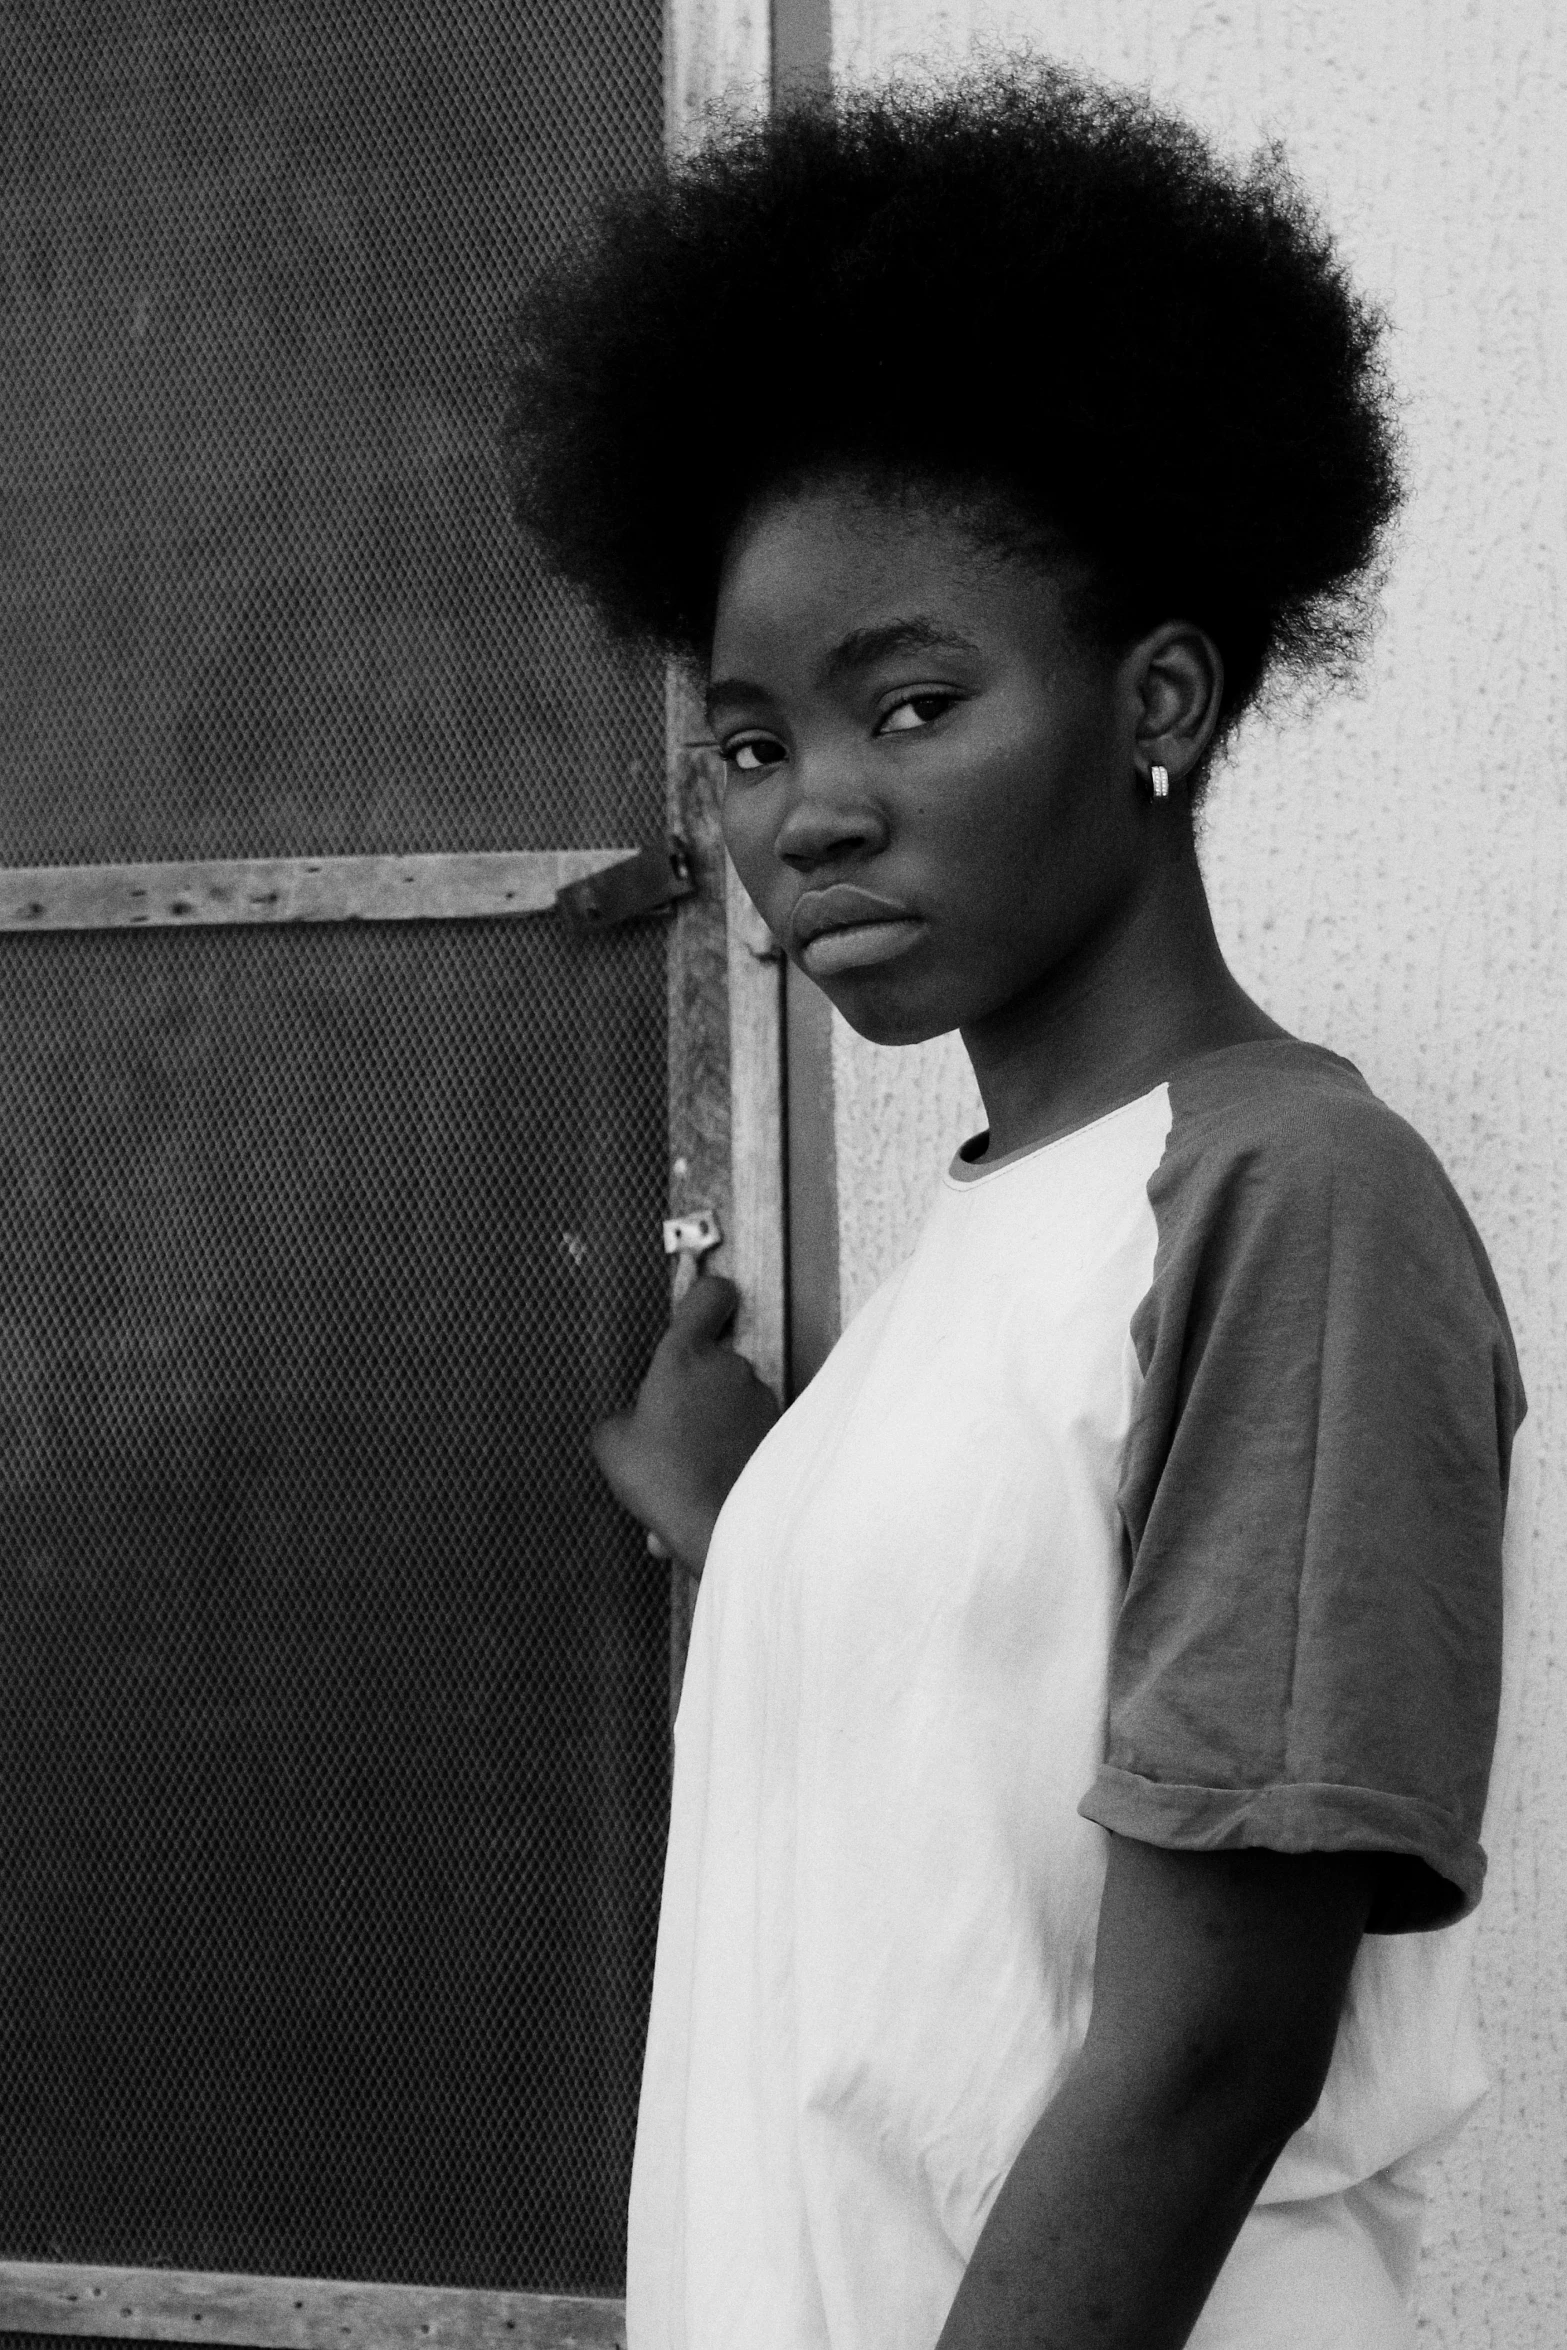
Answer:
[{"left": 0, "top": 0, "right": 672, "bottom": 2309}]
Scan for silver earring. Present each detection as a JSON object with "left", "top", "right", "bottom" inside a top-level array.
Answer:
[{"left": 1150, "top": 763, "right": 1170, "bottom": 800}]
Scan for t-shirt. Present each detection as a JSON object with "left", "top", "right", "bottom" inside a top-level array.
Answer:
[{"left": 625, "top": 1039, "right": 1525, "bottom": 2350}]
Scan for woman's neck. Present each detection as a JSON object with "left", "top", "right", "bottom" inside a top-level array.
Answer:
[{"left": 960, "top": 845, "right": 1287, "bottom": 1159}]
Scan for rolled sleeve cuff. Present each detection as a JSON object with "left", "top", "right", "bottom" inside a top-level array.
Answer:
[{"left": 1078, "top": 1764, "right": 1484, "bottom": 1929}]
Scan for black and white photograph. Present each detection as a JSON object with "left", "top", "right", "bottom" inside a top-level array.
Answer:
[{"left": 0, "top": 5, "right": 1560, "bottom": 2348}]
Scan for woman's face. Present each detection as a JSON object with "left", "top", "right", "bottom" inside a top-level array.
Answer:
[{"left": 708, "top": 478, "right": 1154, "bottom": 1048}]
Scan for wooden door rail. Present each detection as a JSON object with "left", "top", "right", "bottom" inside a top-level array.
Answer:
[
  {"left": 0, "top": 852, "right": 640, "bottom": 934},
  {"left": 0, "top": 2260, "right": 625, "bottom": 2347}
]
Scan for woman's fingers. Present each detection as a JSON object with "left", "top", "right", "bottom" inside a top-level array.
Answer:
[
  {"left": 590, "top": 1408, "right": 638, "bottom": 1494},
  {"left": 666, "top": 1271, "right": 740, "bottom": 1352},
  {"left": 589, "top": 1275, "right": 780, "bottom": 1577}
]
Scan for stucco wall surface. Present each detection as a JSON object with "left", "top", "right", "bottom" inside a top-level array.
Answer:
[{"left": 824, "top": 5, "right": 1567, "bottom": 2342}]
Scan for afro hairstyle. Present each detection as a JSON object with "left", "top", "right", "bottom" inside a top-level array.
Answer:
[{"left": 500, "top": 64, "right": 1403, "bottom": 750}]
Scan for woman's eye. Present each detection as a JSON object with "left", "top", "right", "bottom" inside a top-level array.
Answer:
[
  {"left": 723, "top": 735, "right": 787, "bottom": 773},
  {"left": 877, "top": 692, "right": 957, "bottom": 735}
]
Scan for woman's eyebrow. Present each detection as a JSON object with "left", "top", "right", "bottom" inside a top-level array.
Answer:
[
  {"left": 705, "top": 617, "right": 981, "bottom": 722},
  {"left": 704, "top": 674, "right": 770, "bottom": 722},
  {"left": 820, "top": 616, "right": 981, "bottom": 682}
]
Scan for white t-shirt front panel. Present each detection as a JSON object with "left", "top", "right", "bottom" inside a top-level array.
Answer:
[{"left": 627, "top": 1085, "right": 1172, "bottom": 2349}]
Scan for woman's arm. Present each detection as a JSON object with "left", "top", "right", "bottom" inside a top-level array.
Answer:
[
  {"left": 935, "top": 1836, "right": 1376, "bottom": 2350},
  {"left": 591, "top": 1273, "right": 779, "bottom": 1573}
]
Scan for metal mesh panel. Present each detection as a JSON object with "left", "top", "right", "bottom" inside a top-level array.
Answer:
[
  {"left": 0, "top": 0, "right": 664, "bottom": 863},
  {"left": 0, "top": 920, "right": 670, "bottom": 2293}
]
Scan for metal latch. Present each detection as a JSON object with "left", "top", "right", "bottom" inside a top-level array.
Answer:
[
  {"left": 663, "top": 1205, "right": 722, "bottom": 1307},
  {"left": 556, "top": 838, "right": 695, "bottom": 931},
  {"left": 662, "top": 1207, "right": 722, "bottom": 1263}
]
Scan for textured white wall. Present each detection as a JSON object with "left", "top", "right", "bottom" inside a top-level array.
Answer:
[{"left": 825, "top": 5, "right": 1567, "bottom": 2341}]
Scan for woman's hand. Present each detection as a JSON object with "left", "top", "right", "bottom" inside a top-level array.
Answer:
[{"left": 592, "top": 1274, "right": 781, "bottom": 1576}]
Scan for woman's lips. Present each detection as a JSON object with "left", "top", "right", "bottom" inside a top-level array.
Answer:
[
  {"left": 798, "top": 918, "right": 925, "bottom": 978},
  {"left": 788, "top": 887, "right": 925, "bottom": 979}
]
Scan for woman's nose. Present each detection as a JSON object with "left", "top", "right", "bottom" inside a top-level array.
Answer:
[{"left": 772, "top": 769, "right": 889, "bottom": 872}]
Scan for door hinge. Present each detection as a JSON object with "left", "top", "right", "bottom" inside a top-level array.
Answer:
[{"left": 555, "top": 838, "right": 695, "bottom": 931}]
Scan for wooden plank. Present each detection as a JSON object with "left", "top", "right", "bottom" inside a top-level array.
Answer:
[
  {"left": 0, "top": 2263, "right": 625, "bottom": 2348},
  {"left": 664, "top": 676, "right": 737, "bottom": 1702},
  {"left": 769, "top": 2, "right": 840, "bottom": 1401},
  {"left": 0, "top": 852, "right": 639, "bottom": 935},
  {"left": 664, "top": 1, "right": 777, "bottom": 1708},
  {"left": 669, "top": 0, "right": 785, "bottom": 1415},
  {"left": 664, "top": 0, "right": 785, "bottom": 1405},
  {"left": 724, "top": 861, "right": 789, "bottom": 1400},
  {"left": 783, "top": 959, "right": 842, "bottom": 1393},
  {"left": 663, "top": 691, "right": 733, "bottom": 1303}
]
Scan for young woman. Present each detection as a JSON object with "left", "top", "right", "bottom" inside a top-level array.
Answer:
[{"left": 503, "top": 67, "right": 1523, "bottom": 2350}]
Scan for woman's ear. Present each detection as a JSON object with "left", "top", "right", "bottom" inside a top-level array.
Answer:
[{"left": 1126, "top": 622, "right": 1225, "bottom": 792}]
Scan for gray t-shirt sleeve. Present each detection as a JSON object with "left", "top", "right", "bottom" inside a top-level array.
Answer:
[{"left": 1078, "top": 1051, "right": 1525, "bottom": 1932}]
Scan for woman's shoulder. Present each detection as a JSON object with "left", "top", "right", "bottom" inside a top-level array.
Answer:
[
  {"left": 1134, "top": 1033, "right": 1525, "bottom": 1437},
  {"left": 1149, "top": 1036, "right": 1512, "bottom": 1335},
  {"left": 1156, "top": 1035, "right": 1459, "bottom": 1216}
]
